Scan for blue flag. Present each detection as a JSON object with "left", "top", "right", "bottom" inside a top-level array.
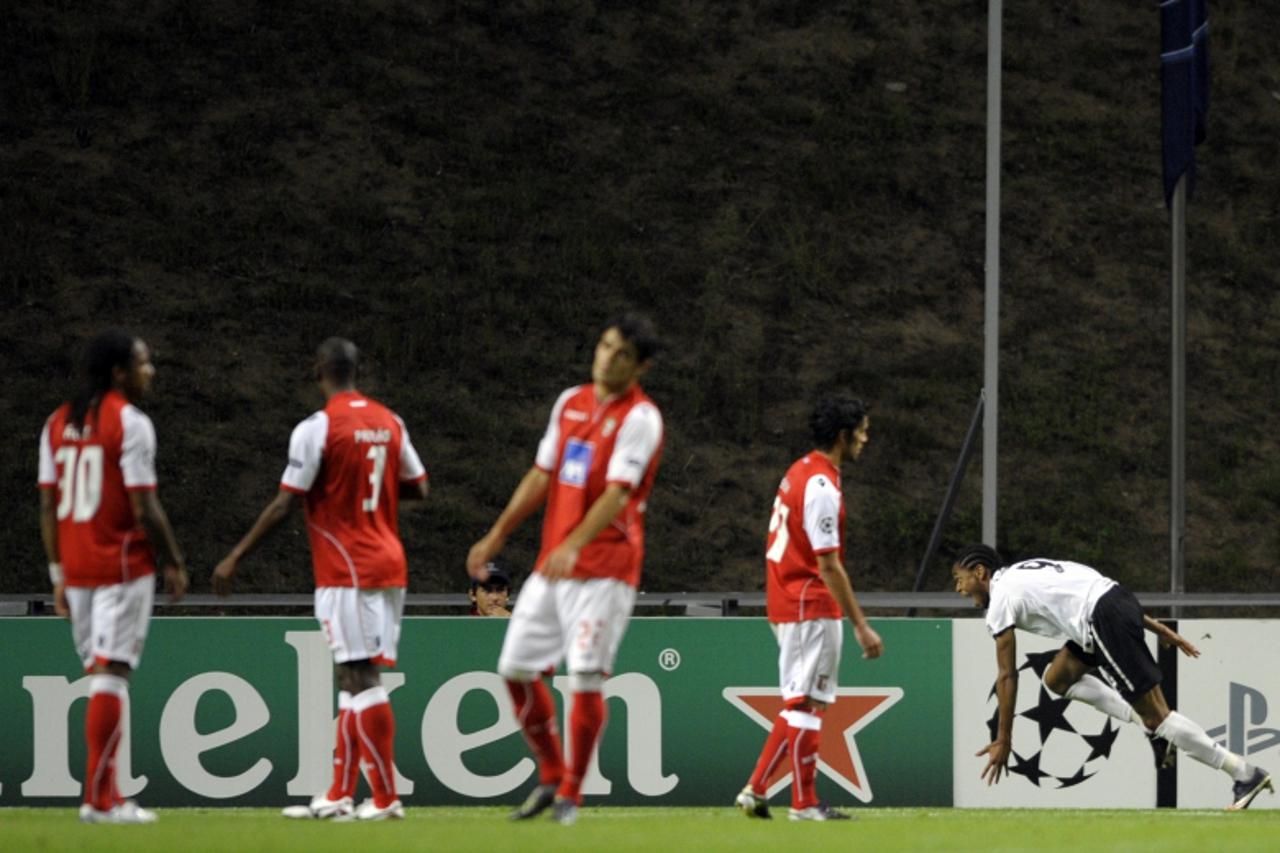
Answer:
[{"left": 1160, "top": 0, "right": 1209, "bottom": 207}]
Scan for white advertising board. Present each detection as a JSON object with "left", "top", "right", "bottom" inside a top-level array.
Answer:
[
  {"left": 952, "top": 618, "right": 1158, "bottom": 807},
  {"left": 1173, "top": 620, "right": 1280, "bottom": 810}
]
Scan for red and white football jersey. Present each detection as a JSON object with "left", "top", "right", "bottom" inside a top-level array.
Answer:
[
  {"left": 37, "top": 390, "right": 159, "bottom": 586},
  {"left": 280, "top": 391, "right": 427, "bottom": 589},
  {"left": 765, "top": 452, "right": 845, "bottom": 623},
  {"left": 533, "top": 383, "right": 663, "bottom": 587}
]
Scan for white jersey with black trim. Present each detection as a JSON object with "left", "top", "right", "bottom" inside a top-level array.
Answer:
[{"left": 985, "top": 558, "right": 1118, "bottom": 651}]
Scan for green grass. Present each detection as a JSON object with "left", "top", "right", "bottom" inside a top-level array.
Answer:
[{"left": 2, "top": 807, "right": 1278, "bottom": 852}]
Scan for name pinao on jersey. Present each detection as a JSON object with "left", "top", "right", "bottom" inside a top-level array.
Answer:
[{"left": 280, "top": 391, "right": 427, "bottom": 590}]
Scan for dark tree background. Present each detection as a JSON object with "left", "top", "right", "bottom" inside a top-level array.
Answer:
[{"left": 3, "top": 0, "right": 1278, "bottom": 599}]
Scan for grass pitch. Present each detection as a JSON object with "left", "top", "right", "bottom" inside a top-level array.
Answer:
[{"left": 2, "top": 806, "right": 1276, "bottom": 852}]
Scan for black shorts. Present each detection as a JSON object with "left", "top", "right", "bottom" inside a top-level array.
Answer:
[{"left": 1063, "top": 585, "right": 1161, "bottom": 701}]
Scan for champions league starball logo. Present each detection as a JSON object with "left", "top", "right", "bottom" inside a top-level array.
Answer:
[{"left": 985, "top": 650, "right": 1121, "bottom": 788}]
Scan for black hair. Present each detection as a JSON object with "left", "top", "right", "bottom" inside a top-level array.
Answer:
[
  {"left": 605, "top": 311, "right": 660, "bottom": 363},
  {"left": 69, "top": 329, "right": 137, "bottom": 430},
  {"left": 809, "top": 395, "right": 869, "bottom": 448},
  {"left": 955, "top": 543, "right": 1004, "bottom": 573},
  {"left": 316, "top": 337, "right": 359, "bottom": 384}
]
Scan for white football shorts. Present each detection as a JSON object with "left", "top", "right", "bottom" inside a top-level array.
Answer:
[
  {"left": 498, "top": 573, "right": 636, "bottom": 676},
  {"left": 314, "top": 586, "right": 405, "bottom": 666},
  {"left": 66, "top": 574, "right": 155, "bottom": 672},
  {"left": 775, "top": 618, "right": 843, "bottom": 705}
]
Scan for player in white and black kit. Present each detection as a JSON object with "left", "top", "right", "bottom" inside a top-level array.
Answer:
[{"left": 952, "top": 543, "right": 1272, "bottom": 810}]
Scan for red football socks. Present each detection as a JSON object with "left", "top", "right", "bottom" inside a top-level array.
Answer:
[
  {"left": 558, "top": 691, "right": 606, "bottom": 805},
  {"left": 787, "top": 715, "right": 823, "bottom": 810},
  {"left": 506, "top": 678, "right": 565, "bottom": 786},
  {"left": 84, "top": 674, "right": 128, "bottom": 812},
  {"left": 352, "top": 687, "right": 397, "bottom": 808},
  {"left": 326, "top": 692, "right": 358, "bottom": 801},
  {"left": 747, "top": 713, "right": 791, "bottom": 795}
]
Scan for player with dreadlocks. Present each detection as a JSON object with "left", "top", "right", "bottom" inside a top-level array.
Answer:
[
  {"left": 38, "top": 330, "right": 189, "bottom": 823},
  {"left": 952, "top": 543, "right": 1271, "bottom": 810}
]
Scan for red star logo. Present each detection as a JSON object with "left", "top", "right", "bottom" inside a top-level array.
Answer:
[{"left": 722, "top": 687, "right": 903, "bottom": 802}]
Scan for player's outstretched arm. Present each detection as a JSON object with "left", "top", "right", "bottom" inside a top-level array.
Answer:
[
  {"left": 212, "top": 491, "right": 297, "bottom": 596},
  {"left": 466, "top": 467, "right": 550, "bottom": 580},
  {"left": 1143, "top": 614, "right": 1200, "bottom": 658},
  {"left": 130, "top": 490, "right": 188, "bottom": 603},
  {"left": 979, "top": 628, "right": 1018, "bottom": 785}
]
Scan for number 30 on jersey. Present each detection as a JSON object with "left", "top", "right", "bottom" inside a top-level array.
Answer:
[{"left": 53, "top": 446, "right": 104, "bottom": 521}]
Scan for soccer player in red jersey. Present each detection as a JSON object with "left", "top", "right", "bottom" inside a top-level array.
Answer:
[
  {"left": 38, "top": 330, "right": 189, "bottom": 824},
  {"left": 736, "top": 396, "right": 884, "bottom": 821},
  {"left": 212, "top": 338, "right": 428, "bottom": 821},
  {"left": 466, "top": 313, "right": 664, "bottom": 826}
]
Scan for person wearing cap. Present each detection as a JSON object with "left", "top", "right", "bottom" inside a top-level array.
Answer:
[{"left": 471, "top": 563, "right": 512, "bottom": 616}]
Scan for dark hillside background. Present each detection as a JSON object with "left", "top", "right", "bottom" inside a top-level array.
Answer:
[{"left": 2, "top": 0, "right": 1278, "bottom": 599}]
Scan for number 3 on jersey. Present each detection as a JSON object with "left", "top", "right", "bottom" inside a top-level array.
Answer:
[
  {"left": 362, "top": 445, "right": 388, "bottom": 512},
  {"left": 54, "top": 446, "right": 104, "bottom": 521},
  {"left": 766, "top": 497, "right": 791, "bottom": 563}
]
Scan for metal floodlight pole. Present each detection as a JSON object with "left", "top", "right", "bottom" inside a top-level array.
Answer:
[
  {"left": 1170, "top": 175, "right": 1187, "bottom": 614},
  {"left": 983, "top": 0, "right": 1003, "bottom": 547}
]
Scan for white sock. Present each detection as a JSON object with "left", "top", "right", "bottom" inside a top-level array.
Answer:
[
  {"left": 1222, "top": 753, "right": 1250, "bottom": 780},
  {"left": 351, "top": 685, "right": 390, "bottom": 712},
  {"left": 1155, "top": 711, "right": 1244, "bottom": 776},
  {"left": 781, "top": 709, "right": 822, "bottom": 731},
  {"left": 89, "top": 673, "right": 130, "bottom": 699},
  {"left": 1061, "top": 675, "right": 1137, "bottom": 724}
]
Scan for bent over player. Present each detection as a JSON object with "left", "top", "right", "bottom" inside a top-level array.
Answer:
[
  {"left": 736, "top": 395, "right": 884, "bottom": 821},
  {"left": 466, "top": 312, "right": 664, "bottom": 826},
  {"left": 38, "top": 330, "right": 189, "bottom": 824},
  {"left": 213, "top": 338, "right": 428, "bottom": 821},
  {"left": 953, "top": 544, "right": 1271, "bottom": 810}
]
